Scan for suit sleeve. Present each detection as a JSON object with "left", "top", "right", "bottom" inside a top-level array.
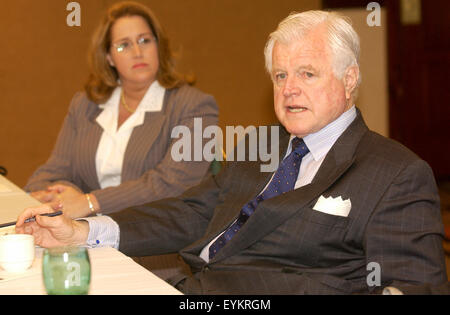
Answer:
[
  {"left": 364, "top": 159, "right": 448, "bottom": 290},
  {"left": 92, "top": 88, "right": 219, "bottom": 214},
  {"left": 108, "top": 161, "right": 230, "bottom": 257},
  {"left": 24, "top": 93, "right": 85, "bottom": 192}
]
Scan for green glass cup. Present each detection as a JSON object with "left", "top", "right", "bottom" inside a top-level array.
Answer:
[{"left": 42, "top": 246, "right": 91, "bottom": 295}]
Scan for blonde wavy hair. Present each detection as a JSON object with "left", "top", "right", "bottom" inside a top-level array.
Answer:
[{"left": 85, "top": 1, "right": 190, "bottom": 104}]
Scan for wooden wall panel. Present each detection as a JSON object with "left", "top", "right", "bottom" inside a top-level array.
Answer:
[{"left": 0, "top": 0, "right": 320, "bottom": 187}]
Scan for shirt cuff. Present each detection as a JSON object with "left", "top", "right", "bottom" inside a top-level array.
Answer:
[
  {"left": 78, "top": 215, "right": 120, "bottom": 249},
  {"left": 382, "top": 287, "right": 404, "bottom": 295}
]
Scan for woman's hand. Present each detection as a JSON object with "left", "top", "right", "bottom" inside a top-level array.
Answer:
[
  {"left": 15, "top": 204, "right": 90, "bottom": 248},
  {"left": 30, "top": 189, "right": 59, "bottom": 203},
  {"left": 47, "top": 184, "right": 99, "bottom": 219}
]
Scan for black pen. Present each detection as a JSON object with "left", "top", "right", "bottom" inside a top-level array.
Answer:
[
  {"left": 0, "top": 211, "right": 64, "bottom": 229},
  {"left": 24, "top": 211, "right": 64, "bottom": 223}
]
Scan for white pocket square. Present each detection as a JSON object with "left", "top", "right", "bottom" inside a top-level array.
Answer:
[{"left": 313, "top": 195, "right": 351, "bottom": 217}]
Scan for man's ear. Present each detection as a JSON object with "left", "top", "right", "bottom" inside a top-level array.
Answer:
[
  {"left": 343, "top": 65, "right": 359, "bottom": 100},
  {"left": 106, "top": 54, "right": 115, "bottom": 67}
]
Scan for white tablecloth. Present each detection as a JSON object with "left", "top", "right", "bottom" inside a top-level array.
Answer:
[
  {"left": 0, "top": 176, "right": 182, "bottom": 295},
  {"left": 0, "top": 247, "right": 182, "bottom": 295},
  {"left": 0, "top": 175, "right": 41, "bottom": 225}
]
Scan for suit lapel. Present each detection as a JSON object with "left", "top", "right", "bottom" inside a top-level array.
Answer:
[
  {"left": 204, "top": 125, "right": 291, "bottom": 237},
  {"left": 121, "top": 88, "right": 171, "bottom": 181},
  {"left": 82, "top": 101, "right": 104, "bottom": 190},
  {"left": 84, "top": 99, "right": 165, "bottom": 188},
  {"left": 122, "top": 111, "right": 166, "bottom": 180},
  {"left": 236, "top": 125, "right": 291, "bottom": 209},
  {"left": 181, "top": 126, "right": 289, "bottom": 265},
  {"left": 210, "top": 111, "right": 369, "bottom": 262}
]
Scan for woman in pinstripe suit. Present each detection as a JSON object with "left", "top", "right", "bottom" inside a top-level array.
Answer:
[{"left": 25, "top": 2, "right": 218, "bottom": 220}]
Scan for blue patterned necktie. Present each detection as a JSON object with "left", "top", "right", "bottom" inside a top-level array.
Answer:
[{"left": 209, "top": 137, "right": 310, "bottom": 259}]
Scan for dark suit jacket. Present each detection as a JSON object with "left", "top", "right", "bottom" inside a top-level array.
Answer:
[
  {"left": 25, "top": 85, "right": 218, "bottom": 214},
  {"left": 110, "top": 111, "right": 447, "bottom": 294},
  {"left": 395, "top": 282, "right": 450, "bottom": 295}
]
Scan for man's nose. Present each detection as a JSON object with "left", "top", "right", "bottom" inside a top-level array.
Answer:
[{"left": 282, "top": 77, "right": 301, "bottom": 97}]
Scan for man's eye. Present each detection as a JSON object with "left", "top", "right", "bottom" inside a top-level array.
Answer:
[
  {"left": 305, "top": 72, "right": 314, "bottom": 78},
  {"left": 275, "top": 73, "right": 287, "bottom": 81}
]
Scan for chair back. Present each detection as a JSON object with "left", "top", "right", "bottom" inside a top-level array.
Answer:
[{"left": 0, "top": 166, "right": 7, "bottom": 177}]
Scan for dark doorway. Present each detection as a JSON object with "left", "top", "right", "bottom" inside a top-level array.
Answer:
[{"left": 323, "top": 0, "right": 450, "bottom": 180}]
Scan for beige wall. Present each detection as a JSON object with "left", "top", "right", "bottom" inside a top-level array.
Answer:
[
  {"left": 335, "top": 7, "right": 389, "bottom": 137},
  {"left": 1, "top": 0, "right": 320, "bottom": 187}
]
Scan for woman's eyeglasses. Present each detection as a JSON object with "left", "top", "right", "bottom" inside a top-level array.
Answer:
[{"left": 111, "top": 35, "right": 156, "bottom": 53}]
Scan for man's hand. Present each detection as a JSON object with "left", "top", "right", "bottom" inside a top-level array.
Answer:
[{"left": 15, "top": 204, "right": 89, "bottom": 248}]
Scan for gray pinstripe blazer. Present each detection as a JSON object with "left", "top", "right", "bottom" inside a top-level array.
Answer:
[
  {"left": 25, "top": 85, "right": 218, "bottom": 214},
  {"left": 111, "top": 110, "right": 447, "bottom": 294}
]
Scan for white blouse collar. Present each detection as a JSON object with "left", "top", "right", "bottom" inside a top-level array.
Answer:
[
  {"left": 96, "top": 81, "right": 166, "bottom": 134},
  {"left": 98, "top": 80, "right": 166, "bottom": 112}
]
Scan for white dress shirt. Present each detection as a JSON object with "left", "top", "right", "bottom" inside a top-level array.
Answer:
[
  {"left": 95, "top": 81, "right": 166, "bottom": 189},
  {"left": 84, "top": 106, "right": 357, "bottom": 252}
]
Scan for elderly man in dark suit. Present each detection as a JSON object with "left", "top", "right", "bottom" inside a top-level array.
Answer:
[{"left": 17, "top": 10, "right": 448, "bottom": 294}]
